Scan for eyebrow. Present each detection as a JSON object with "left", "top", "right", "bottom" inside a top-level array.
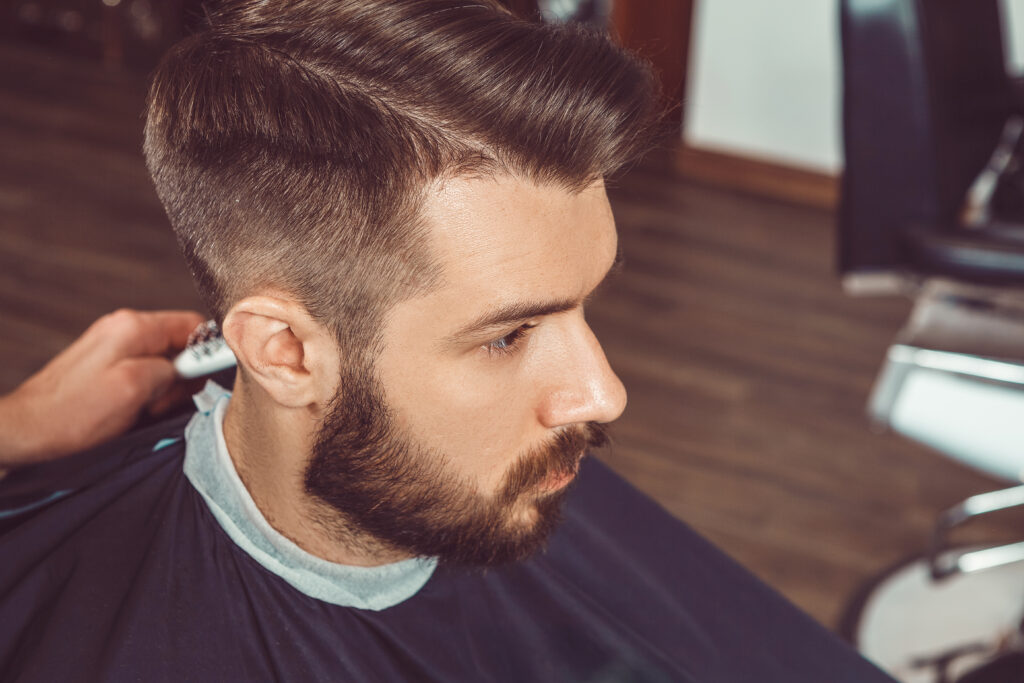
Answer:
[{"left": 448, "top": 249, "right": 625, "bottom": 342}]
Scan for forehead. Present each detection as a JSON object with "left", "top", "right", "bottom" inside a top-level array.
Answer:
[{"left": 420, "top": 175, "right": 617, "bottom": 309}]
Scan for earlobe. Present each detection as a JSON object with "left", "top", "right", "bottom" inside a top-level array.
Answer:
[{"left": 222, "top": 296, "right": 338, "bottom": 409}]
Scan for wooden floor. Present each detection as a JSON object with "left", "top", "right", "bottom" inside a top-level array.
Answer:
[{"left": 2, "top": 41, "right": 1020, "bottom": 631}]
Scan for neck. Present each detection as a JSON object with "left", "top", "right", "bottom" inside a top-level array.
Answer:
[{"left": 222, "top": 375, "right": 411, "bottom": 567}]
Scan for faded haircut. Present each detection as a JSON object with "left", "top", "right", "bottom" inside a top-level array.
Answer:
[{"left": 143, "top": 0, "right": 660, "bottom": 354}]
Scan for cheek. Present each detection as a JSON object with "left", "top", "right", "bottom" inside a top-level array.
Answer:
[{"left": 380, "top": 353, "right": 541, "bottom": 486}]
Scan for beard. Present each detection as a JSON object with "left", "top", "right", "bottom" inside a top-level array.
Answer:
[{"left": 304, "top": 364, "right": 608, "bottom": 567}]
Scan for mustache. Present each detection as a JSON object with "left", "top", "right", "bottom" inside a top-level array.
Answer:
[{"left": 499, "top": 422, "right": 609, "bottom": 504}]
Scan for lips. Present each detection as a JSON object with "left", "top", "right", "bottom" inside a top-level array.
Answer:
[
  {"left": 538, "top": 470, "right": 574, "bottom": 491},
  {"left": 501, "top": 436, "right": 593, "bottom": 504},
  {"left": 537, "top": 453, "right": 584, "bottom": 492}
]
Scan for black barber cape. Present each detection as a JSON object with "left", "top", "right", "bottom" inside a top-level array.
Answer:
[{"left": 0, "top": 412, "right": 894, "bottom": 682}]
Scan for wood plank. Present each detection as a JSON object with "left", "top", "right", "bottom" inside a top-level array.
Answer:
[{"left": 676, "top": 143, "right": 840, "bottom": 209}]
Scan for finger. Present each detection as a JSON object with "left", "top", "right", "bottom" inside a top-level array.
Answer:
[
  {"left": 150, "top": 310, "right": 208, "bottom": 352},
  {"left": 115, "top": 356, "right": 179, "bottom": 406},
  {"left": 109, "top": 310, "right": 208, "bottom": 360}
]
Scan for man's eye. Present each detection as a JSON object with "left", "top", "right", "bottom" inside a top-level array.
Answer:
[{"left": 485, "top": 323, "right": 536, "bottom": 357}]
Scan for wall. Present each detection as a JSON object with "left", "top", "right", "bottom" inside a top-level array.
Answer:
[{"left": 684, "top": 0, "right": 1024, "bottom": 176}]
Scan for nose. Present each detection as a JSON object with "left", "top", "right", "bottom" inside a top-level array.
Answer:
[{"left": 536, "top": 321, "right": 627, "bottom": 429}]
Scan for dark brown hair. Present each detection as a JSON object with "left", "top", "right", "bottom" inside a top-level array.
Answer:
[{"left": 144, "top": 0, "right": 659, "bottom": 353}]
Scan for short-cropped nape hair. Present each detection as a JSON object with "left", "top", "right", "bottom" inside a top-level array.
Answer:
[{"left": 144, "top": 0, "right": 660, "bottom": 354}]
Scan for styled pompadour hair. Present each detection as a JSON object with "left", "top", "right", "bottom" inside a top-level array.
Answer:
[{"left": 144, "top": 0, "right": 659, "bottom": 353}]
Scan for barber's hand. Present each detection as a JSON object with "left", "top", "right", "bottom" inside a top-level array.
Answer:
[{"left": 0, "top": 309, "right": 205, "bottom": 469}]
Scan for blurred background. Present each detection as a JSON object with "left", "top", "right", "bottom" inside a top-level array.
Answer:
[{"left": 5, "top": 1, "right": 1024, "bottom": 680}]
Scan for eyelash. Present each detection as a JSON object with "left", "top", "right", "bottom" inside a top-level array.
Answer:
[{"left": 485, "top": 323, "right": 537, "bottom": 357}]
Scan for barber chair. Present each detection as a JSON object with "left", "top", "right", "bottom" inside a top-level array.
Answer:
[{"left": 838, "top": 1, "right": 1024, "bottom": 681}]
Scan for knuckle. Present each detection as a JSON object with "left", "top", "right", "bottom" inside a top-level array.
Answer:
[
  {"left": 99, "top": 308, "right": 145, "bottom": 339},
  {"left": 114, "top": 369, "right": 148, "bottom": 406}
]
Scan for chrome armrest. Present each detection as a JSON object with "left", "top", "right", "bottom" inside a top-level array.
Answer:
[{"left": 929, "top": 484, "right": 1024, "bottom": 580}]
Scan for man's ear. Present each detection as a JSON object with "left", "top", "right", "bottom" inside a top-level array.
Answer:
[{"left": 221, "top": 296, "right": 340, "bottom": 409}]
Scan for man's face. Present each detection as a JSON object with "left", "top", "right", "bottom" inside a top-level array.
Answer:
[{"left": 306, "top": 175, "right": 626, "bottom": 565}]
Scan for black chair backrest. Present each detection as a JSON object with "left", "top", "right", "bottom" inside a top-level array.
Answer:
[{"left": 839, "top": 0, "right": 1013, "bottom": 277}]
